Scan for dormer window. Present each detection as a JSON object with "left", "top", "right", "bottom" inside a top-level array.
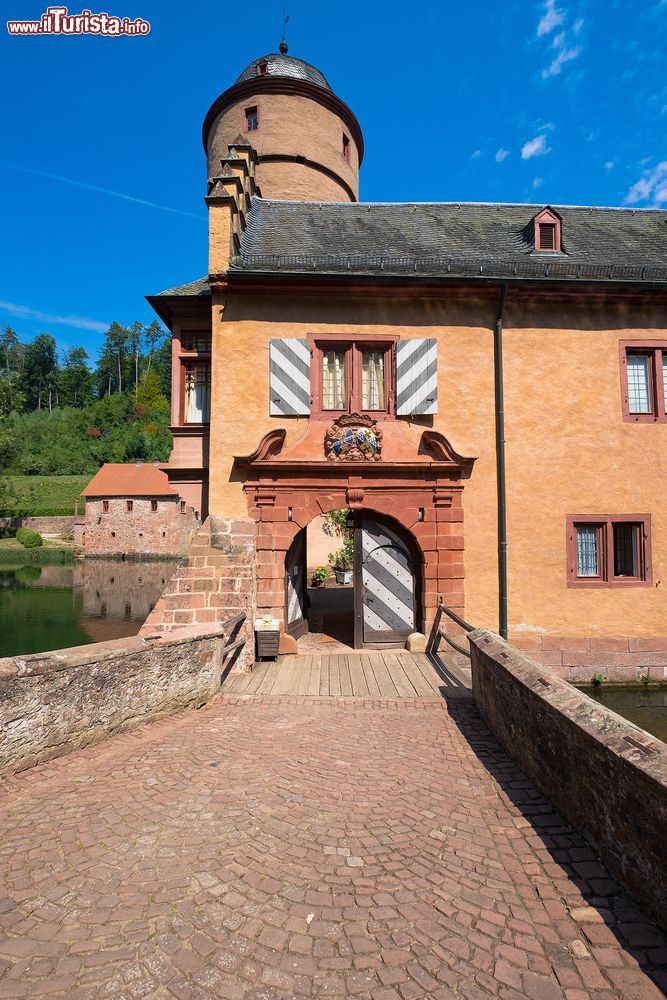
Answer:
[
  {"left": 534, "top": 207, "right": 562, "bottom": 252},
  {"left": 256, "top": 61, "right": 268, "bottom": 76}
]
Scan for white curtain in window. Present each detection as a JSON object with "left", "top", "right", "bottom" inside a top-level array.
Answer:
[
  {"left": 577, "top": 527, "right": 598, "bottom": 577},
  {"left": 323, "top": 351, "right": 345, "bottom": 409},
  {"left": 185, "top": 365, "right": 211, "bottom": 422},
  {"left": 362, "top": 351, "right": 385, "bottom": 410},
  {"left": 627, "top": 355, "right": 651, "bottom": 413}
]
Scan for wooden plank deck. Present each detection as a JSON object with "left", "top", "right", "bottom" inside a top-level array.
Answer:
[{"left": 222, "top": 649, "right": 472, "bottom": 701}]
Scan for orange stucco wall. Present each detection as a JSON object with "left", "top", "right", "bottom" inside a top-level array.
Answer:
[
  {"left": 208, "top": 287, "right": 666, "bottom": 640},
  {"left": 206, "top": 93, "right": 360, "bottom": 201}
]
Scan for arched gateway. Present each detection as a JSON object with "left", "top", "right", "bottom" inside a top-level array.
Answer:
[
  {"left": 285, "top": 511, "right": 422, "bottom": 649},
  {"left": 236, "top": 420, "right": 475, "bottom": 653}
]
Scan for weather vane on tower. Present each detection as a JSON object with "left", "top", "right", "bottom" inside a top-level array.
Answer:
[{"left": 279, "top": 8, "right": 289, "bottom": 54}]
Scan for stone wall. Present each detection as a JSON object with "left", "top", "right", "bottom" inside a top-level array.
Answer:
[
  {"left": 0, "top": 515, "right": 77, "bottom": 535},
  {"left": 81, "top": 495, "right": 198, "bottom": 557},
  {"left": 0, "top": 625, "right": 230, "bottom": 777},
  {"left": 469, "top": 629, "right": 667, "bottom": 932},
  {"left": 140, "top": 517, "right": 255, "bottom": 671},
  {"left": 512, "top": 634, "right": 667, "bottom": 684}
]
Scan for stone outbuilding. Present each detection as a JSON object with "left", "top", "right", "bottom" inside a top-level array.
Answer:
[{"left": 79, "top": 463, "right": 198, "bottom": 557}]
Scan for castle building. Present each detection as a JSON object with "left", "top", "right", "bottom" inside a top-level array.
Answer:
[{"left": 146, "top": 46, "right": 667, "bottom": 674}]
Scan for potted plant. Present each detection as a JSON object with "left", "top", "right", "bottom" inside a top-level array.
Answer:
[
  {"left": 254, "top": 615, "right": 280, "bottom": 659},
  {"left": 328, "top": 538, "right": 354, "bottom": 585},
  {"left": 311, "top": 565, "right": 328, "bottom": 588}
]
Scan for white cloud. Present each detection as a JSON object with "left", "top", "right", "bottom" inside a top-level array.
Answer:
[
  {"left": 537, "top": 0, "right": 565, "bottom": 36},
  {"left": 542, "top": 45, "right": 582, "bottom": 78},
  {"left": 495, "top": 148, "right": 509, "bottom": 162},
  {"left": 471, "top": 149, "right": 482, "bottom": 159},
  {"left": 532, "top": 177, "right": 544, "bottom": 189},
  {"left": 625, "top": 161, "right": 667, "bottom": 206},
  {"left": 604, "top": 161, "right": 615, "bottom": 170},
  {"left": 0, "top": 301, "right": 108, "bottom": 333},
  {"left": 521, "top": 134, "right": 551, "bottom": 159}
]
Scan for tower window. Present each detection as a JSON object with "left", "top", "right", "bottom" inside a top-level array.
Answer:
[
  {"left": 533, "top": 207, "right": 561, "bottom": 252},
  {"left": 245, "top": 106, "right": 258, "bottom": 132},
  {"left": 342, "top": 133, "right": 350, "bottom": 161},
  {"left": 256, "top": 61, "right": 268, "bottom": 76}
]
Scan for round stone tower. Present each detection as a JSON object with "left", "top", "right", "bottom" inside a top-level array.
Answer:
[{"left": 202, "top": 45, "right": 363, "bottom": 202}]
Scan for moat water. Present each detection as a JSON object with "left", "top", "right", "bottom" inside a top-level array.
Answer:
[
  {"left": 586, "top": 686, "right": 667, "bottom": 744},
  {"left": 0, "top": 560, "right": 177, "bottom": 658}
]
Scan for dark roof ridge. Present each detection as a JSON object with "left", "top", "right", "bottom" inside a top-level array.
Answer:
[{"left": 254, "top": 196, "right": 665, "bottom": 215}]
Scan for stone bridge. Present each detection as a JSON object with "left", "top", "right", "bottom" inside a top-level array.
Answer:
[{"left": 1, "top": 644, "right": 666, "bottom": 999}]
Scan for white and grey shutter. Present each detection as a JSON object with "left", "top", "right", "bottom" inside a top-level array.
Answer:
[
  {"left": 395, "top": 338, "right": 438, "bottom": 415},
  {"left": 269, "top": 339, "right": 311, "bottom": 416}
]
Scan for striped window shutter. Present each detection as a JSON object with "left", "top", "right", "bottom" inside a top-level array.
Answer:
[
  {"left": 269, "top": 339, "right": 311, "bottom": 416},
  {"left": 395, "top": 339, "right": 438, "bottom": 415}
]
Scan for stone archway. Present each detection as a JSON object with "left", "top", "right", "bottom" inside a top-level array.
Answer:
[{"left": 237, "top": 425, "right": 474, "bottom": 654}]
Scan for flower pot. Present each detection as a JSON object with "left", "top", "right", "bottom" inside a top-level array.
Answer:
[
  {"left": 335, "top": 569, "right": 352, "bottom": 585},
  {"left": 311, "top": 578, "right": 322, "bottom": 588}
]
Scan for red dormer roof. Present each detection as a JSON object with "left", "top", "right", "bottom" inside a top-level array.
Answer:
[{"left": 81, "top": 463, "right": 177, "bottom": 498}]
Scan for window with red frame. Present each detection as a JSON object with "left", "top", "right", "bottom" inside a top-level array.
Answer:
[
  {"left": 620, "top": 342, "right": 667, "bottom": 422},
  {"left": 566, "top": 515, "right": 651, "bottom": 588},
  {"left": 245, "top": 106, "right": 258, "bottom": 132},
  {"left": 183, "top": 361, "right": 211, "bottom": 423},
  {"left": 313, "top": 342, "right": 393, "bottom": 416},
  {"left": 181, "top": 332, "right": 211, "bottom": 353}
]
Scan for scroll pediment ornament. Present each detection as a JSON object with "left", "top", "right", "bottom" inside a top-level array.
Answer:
[
  {"left": 234, "top": 429, "right": 286, "bottom": 467},
  {"left": 419, "top": 430, "right": 476, "bottom": 474},
  {"left": 324, "top": 413, "right": 382, "bottom": 462}
]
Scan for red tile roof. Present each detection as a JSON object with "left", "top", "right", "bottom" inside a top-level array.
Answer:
[{"left": 81, "top": 463, "right": 178, "bottom": 498}]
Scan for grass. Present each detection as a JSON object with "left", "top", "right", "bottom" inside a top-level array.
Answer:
[
  {"left": 0, "top": 475, "right": 88, "bottom": 516},
  {"left": 0, "top": 538, "right": 77, "bottom": 565}
]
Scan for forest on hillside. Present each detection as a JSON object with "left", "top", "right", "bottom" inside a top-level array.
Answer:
[{"left": 0, "top": 321, "right": 173, "bottom": 477}]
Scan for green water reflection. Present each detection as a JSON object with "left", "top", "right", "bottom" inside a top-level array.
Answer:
[
  {"left": 587, "top": 686, "right": 667, "bottom": 744},
  {"left": 0, "top": 560, "right": 177, "bottom": 658}
]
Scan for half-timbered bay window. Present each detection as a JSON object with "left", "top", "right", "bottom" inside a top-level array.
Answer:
[
  {"left": 567, "top": 515, "right": 651, "bottom": 587},
  {"left": 268, "top": 337, "right": 437, "bottom": 417},
  {"left": 184, "top": 361, "right": 211, "bottom": 423},
  {"left": 620, "top": 341, "right": 667, "bottom": 422}
]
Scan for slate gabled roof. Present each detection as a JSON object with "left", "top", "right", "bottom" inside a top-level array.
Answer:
[
  {"left": 154, "top": 277, "right": 210, "bottom": 298},
  {"left": 229, "top": 198, "right": 667, "bottom": 285}
]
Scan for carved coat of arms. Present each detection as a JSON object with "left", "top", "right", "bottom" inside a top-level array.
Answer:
[{"left": 324, "top": 413, "right": 382, "bottom": 461}]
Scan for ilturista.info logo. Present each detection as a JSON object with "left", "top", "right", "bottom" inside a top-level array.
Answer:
[{"left": 7, "top": 6, "right": 150, "bottom": 35}]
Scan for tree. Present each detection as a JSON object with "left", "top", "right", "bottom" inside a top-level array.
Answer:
[
  {"left": 0, "top": 326, "right": 24, "bottom": 376},
  {"left": 22, "top": 333, "right": 58, "bottom": 411},
  {"left": 143, "top": 320, "right": 165, "bottom": 372},
  {"left": 128, "top": 320, "right": 143, "bottom": 394},
  {"left": 96, "top": 322, "right": 130, "bottom": 396},
  {"left": 59, "top": 347, "right": 92, "bottom": 407}
]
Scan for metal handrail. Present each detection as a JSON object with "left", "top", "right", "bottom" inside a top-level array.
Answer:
[{"left": 426, "top": 603, "right": 475, "bottom": 659}]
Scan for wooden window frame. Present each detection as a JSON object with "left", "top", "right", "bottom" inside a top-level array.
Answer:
[
  {"left": 619, "top": 340, "right": 667, "bottom": 423},
  {"left": 309, "top": 336, "right": 396, "bottom": 420},
  {"left": 180, "top": 359, "right": 211, "bottom": 426},
  {"left": 534, "top": 207, "right": 562, "bottom": 253},
  {"left": 566, "top": 514, "right": 652, "bottom": 588},
  {"left": 244, "top": 105, "right": 258, "bottom": 132}
]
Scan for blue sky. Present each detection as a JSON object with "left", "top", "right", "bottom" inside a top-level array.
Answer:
[{"left": 1, "top": 0, "right": 665, "bottom": 359}]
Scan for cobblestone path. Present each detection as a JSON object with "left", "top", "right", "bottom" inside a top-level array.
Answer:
[{"left": 1, "top": 694, "right": 666, "bottom": 999}]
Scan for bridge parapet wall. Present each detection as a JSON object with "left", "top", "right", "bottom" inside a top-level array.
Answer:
[
  {"left": 470, "top": 629, "right": 667, "bottom": 932},
  {"left": 0, "top": 625, "right": 228, "bottom": 777}
]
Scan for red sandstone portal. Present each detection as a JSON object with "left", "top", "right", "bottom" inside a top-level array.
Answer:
[{"left": 238, "top": 426, "right": 474, "bottom": 652}]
